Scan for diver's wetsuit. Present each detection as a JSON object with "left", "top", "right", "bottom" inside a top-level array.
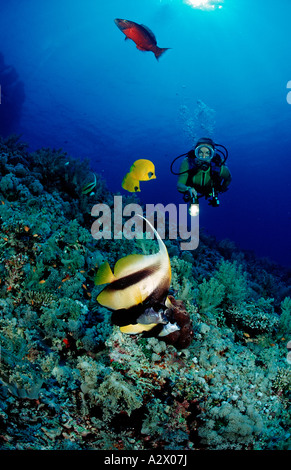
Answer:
[{"left": 177, "top": 156, "right": 232, "bottom": 198}]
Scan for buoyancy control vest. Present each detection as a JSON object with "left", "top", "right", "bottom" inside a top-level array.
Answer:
[{"left": 186, "top": 154, "right": 224, "bottom": 194}]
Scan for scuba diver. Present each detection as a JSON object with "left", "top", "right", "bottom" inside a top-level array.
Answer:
[{"left": 171, "top": 137, "right": 231, "bottom": 215}]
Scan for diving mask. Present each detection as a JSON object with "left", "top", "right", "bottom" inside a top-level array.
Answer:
[{"left": 194, "top": 144, "right": 215, "bottom": 162}]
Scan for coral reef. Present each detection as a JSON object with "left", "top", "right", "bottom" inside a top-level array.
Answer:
[{"left": 0, "top": 135, "right": 290, "bottom": 450}]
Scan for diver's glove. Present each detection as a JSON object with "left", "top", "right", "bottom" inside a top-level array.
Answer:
[
  {"left": 186, "top": 186, "right": 198, "bottom": 198},
  {"left": 183, "top": 187, "right": 199, "bottom": 206}
]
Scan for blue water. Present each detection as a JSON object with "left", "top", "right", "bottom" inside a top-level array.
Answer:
[{"left": 0, "top": 0, "right": 290, "bottom": 267}]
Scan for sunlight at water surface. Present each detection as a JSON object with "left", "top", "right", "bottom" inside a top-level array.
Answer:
[{"left": 183, "top": 0, "right": 223, "bottom": 10}]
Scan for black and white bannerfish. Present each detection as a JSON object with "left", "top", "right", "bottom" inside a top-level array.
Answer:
[
  {"left": 95, "top": 216, "right": 179, "bottom": 337},
  {"left": 82, "top": 173, "right": 97, "bottom": 195}
]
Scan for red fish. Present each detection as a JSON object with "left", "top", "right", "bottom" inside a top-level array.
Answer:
[{"left": 114, "top": 18, "right": 170, "bottom": 60}]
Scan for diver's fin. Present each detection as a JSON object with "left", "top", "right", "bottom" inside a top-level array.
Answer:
[
  {"left": 94, "top": 261, "right": 115, "bottom": 285},
  {"left": 120, "top": 323, "right": 157, "bottom": 334}
]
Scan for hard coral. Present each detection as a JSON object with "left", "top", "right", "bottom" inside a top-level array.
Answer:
[{"left": 0, "top": 136, "right": 290, "bottom": 451}]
